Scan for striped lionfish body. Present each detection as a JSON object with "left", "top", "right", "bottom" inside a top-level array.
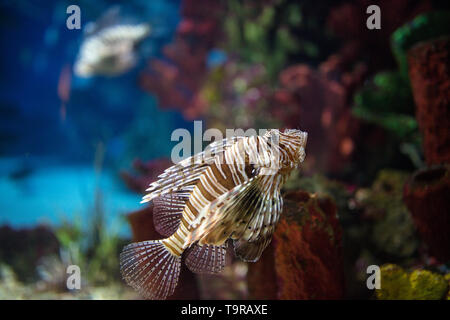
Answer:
[{"left": 120, "top": 129, "right": 307, "bottom": 299}]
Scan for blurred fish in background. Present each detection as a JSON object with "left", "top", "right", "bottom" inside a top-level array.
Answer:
[{"left": 74, "top": 6, "right": 151, "bottom": 77}]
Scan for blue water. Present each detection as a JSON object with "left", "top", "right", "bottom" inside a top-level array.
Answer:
[
  {"left": 0, "top": 0, "right": 191, "bottom": 237},
  {"left": 0, "top": 157, "right": 142, "bottom": 236}
]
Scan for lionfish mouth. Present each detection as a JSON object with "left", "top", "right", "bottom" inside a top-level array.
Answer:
[
  {"left": 283, "top": 129, "right": 307, "bottom": 147},
  {"left": 289, "top": 129, "right": 308, "bottom": 164},
  {"left": 298, "top": 131, "right": 308, "bottom": 148}
]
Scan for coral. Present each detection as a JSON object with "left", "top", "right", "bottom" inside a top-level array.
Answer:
[
  {"left": 403, "top": 165, "right": 450, "bottom": 262},
  {"left": 246, "top": 246, "right": 278, "bottom": 299},
  {"left": 407, "top": 36, "right": 450, "bottom": 165},
  {"left": 327, "top": 0, "right": 432, "bottom": 73},
  {"left": 356, "top": 170, "right": 419, "bottom": 259},
  {"left": 352, "top": 12, "right": 450, "bottom": 167},
  {"left": 120, "top": 158, "right": 172, "bottom": 194},
  {"left": 139, "top": 0, "right": 223, "bottom": 119},
  {"left": 335, "top": 170, "right": 420, "bottom": 299},
  {"left": 392, "top": 11, "right": 450, "bottom": 76},
  {"left": 350, "top": 12, "right": 450, "bottom": 172},
  {"left": 271, "top": 59, "right": 365, "bottom": 174},
  {"left": 375, "top": 264, "right": 410, "bottom": 300},
  {"left": 247, "top": 190, "right": 344, "bottom": 299},
  {"left": 351, "top": 71, "right": 421, "bottom": 175},
  {"left": 376, "top": 264, "right": 448, "bottom": 300},
  {"left": 446, "top": 273, "right": 450, "bottom": 300},
  {"left": 352, "top": 71, "right": 417, "bottom": 139},
  {"left": 224, "top": 0, "right": 335, "bottom": 78},
  {"left": 409, "top": 269, "right": 448, "bottom": 300},
  {"left": 286, "top": 174, "right": 353, "bottom": 226},
  {"left": 200, "top": 60, "right": 274, "bottom": 131}
]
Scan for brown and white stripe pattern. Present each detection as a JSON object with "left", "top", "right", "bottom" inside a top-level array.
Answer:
[
  {"left": 159, "top": 129, "right": 307, "bottom": 256},
  {"left": 121, "top": 129, "right": 307, "bottom": 299}
]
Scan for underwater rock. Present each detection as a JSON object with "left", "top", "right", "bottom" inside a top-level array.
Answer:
[
  {"left": 408, "top": 37, "right": 450, "bottom": 166},
  {"left": 247, "top": 190, "right": 344, "bottom": 299},
  {"left": 376, "top": 264, "right": 448, "bottom": 300},
  {"left": 0, "top": 225, "right": 59, "bottom": 283},
  {"left": 0, "top": 261, "right": 137, "bottom": 299},
  {"left": 126, "top": 204, "right": 200, "bottom": 299},
  {"left": 403, "top": 165, "right": 450, "bottom": 262},
  {"left": 120, "top": 158, "right": 172, "bottom": 194},
  {"left": 126, "top": 206, "right": 162, "bottom": 243}
]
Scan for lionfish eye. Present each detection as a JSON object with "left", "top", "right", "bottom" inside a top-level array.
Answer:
[{"left": 250, "top": 164, "right": 258, "bottom": 176}]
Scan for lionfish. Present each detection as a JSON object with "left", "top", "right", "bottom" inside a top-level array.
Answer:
[
  {"left": 74, "top": 7, "right": 150, "bottom": 77},
  {"left": 120, "top": 129, "right": 307, "bottom": 299}
]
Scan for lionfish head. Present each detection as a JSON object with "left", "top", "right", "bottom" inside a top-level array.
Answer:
[{"left": 264, "top": 129, "right": 308, "bottom": 169}]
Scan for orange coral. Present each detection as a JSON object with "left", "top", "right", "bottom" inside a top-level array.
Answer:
[
  {"left": 248, "top": 191, "right": 345, "bottom": 299},
  {"left": 403, "top": 165, "right": 450, "bottom": 262}
]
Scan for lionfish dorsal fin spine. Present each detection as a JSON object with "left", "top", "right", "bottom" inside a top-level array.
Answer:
[{"left": 141, "top": 136, "right": 246, "bottom": 204}]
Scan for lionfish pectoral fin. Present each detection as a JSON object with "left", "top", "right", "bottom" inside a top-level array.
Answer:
[
  {"left": 232, "top": 187, "right": 282, "bottom": 262},
  {"left": 153, "top": 192, "right": 190, "bottom": 237},
  {"left": 184, "top": 243, "right": 227, "bottom": 274},
  {"left": 233, "top": 236, "right": 273, "bottom": 262},
  {"left": 189, "top": 173, "right": 283, "bottom": 263},
  {"left": 120, "top": 240, "right": 181, "bottom": 300},
  {"left": 187, "top": 176, "right": 264, "bottom": 245}
]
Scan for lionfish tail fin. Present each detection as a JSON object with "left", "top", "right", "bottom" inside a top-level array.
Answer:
[{"left": 120, "top": 240, "right": 181, "bottom": 300}]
